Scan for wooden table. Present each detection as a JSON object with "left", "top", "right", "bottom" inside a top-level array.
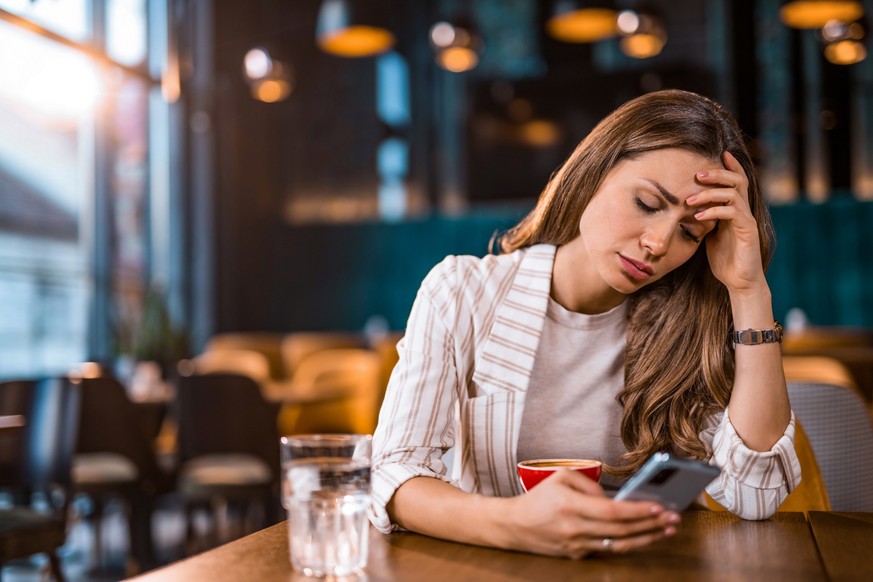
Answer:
[
  {"left": 129, "top": 511, "right": 871, "bottom": 581},
  {"left": 808, "top": 512, "right": 873, "bottom": 581}
]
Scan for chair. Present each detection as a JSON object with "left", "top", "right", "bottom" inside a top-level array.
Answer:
[
  {"left": 787, "top": 381, "right": 873, "bottom": 511},
  {"left": 191, "top": 349, "right": 271, "bottom": 384},
  {"left": 704, "top": 420, "right": 830, "bottom": 513},
  {"left": 204, "top": 333, "right": 286, "bottom": 380},
  {"left": 279, "top": 332, "right": 367, "bottom": 379},
  {"left": 173, "top": 373, "right": 281, "bottom": 550},
  {"left": 783, "top": 355, "right": 859, "bottom": 393},
  {"left": 71, "top": 375, "right": 173, "bottom": 574},
  {"left": 278, "top": 348, "right": 382, "bottom": 436},
  {"left": 0, "top": 378, "right": 81, "bottom": 581}
]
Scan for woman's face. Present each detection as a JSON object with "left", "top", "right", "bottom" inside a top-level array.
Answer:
[{"left": 572, "top": 148, "right": 722, "bottom": 302}]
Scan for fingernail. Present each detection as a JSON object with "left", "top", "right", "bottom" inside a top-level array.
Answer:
[
  {"left": 650, "top": 505, "right": 664, "bottom": 515},
  {"left": 686, "top": 195, "right": 698, "bottom": 204},
  {"left": 664, "top": 526, "right": 677, "bottom": 536},
  {"left": 697, "top": 171, "right": 709, "bottom": 178},
  {"left": 667, "top": 513, "right": 681, "bottom": 524},
  {"left": 695, "top": 212, "right": 706, "bottom": 219}
]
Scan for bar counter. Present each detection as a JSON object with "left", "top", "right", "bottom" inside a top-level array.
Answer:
[{"left": 129, "top": 510, "right": 873, "bottom": 581}]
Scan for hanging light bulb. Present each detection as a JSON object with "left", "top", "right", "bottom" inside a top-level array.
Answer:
[
  {"left": 820, "top": 19, "right": 867, "bottom": 64},
  {"left": 780, "top": 1, "right": 864, "bottom": 29},
  {"left": 243, "top": 46, "right": 293, "bottom": 103},
  {"left": 430, "top": 19, "right": 483, "bottom": 73},
  {"left": 316, "top": 0, "right": 396, "bottom": 57},
  {"left": 546, "top": 0, "right": 618, "bottom": 43},
  {"left": 616, "top": 9, "right": 667, "bottom": 58}
]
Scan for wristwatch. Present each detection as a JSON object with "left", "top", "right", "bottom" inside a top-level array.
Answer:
[{"left": 731, "top": 321, "right": 783, "bottom": 346}]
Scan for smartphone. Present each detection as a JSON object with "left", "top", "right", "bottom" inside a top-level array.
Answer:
[{"left": 612, "top": 452, "right": 721, "bottom": 511}]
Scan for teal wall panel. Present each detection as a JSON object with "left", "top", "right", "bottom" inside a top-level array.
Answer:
[
  {"left": 769, "top": 199, "right": 873, "bottom": 327},
  {"left": 264, "top": 200, "right": 873, "bottom": 333}
]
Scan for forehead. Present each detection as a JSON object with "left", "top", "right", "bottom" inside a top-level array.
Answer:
[
  {"left": 605, "top": 149, "right": 721, "bottom": 197},
  {"left": 617, "top": 148, "right": 720, "bottom": 173}
]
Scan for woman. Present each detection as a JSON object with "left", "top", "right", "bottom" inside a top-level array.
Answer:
[{"left": 369, "top": 89, "right": 800, "bottom": 558}]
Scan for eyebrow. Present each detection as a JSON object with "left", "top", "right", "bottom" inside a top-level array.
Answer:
[{"left": 642, "top": 179, "right": 680, "bottom": 206}]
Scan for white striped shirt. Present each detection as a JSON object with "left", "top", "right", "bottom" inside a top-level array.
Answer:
[{"left": 369, "top": 244, "right": 801, "bottom": 532}]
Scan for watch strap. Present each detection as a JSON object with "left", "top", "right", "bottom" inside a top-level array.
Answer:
[{"left": 732, "top": 321, "right": 783, "bottom": 345}]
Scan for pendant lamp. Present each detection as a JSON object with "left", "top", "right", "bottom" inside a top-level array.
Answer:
[
  {"left": 780, "top": 1, "right": 864, "bottom": 29},
  {"left": 243, "top": 47, "right": 293, "bottom": 103},
  {"left": 616, "top": 9, "right": 667, "bottom": 58},
  {"left": 316, "top": 0, "right": 396, "bottom": 57},
  {"left": 820, "top": 19, "right": 867, "bottom": 64},
  {"left": 430, "top": 19, "right": 483, "bottom": 73},
  {"left": 546, "top": 0, "right": 619, "bottom": 43}
]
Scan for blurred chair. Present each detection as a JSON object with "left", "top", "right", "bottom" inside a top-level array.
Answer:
[
  {"left": 279, "top": 332, "right": 366, "bottom": 379},
  {"left": 204, "top": 333, "right": 286, "bottom": 380},
  {"left": 174, "top": 373, "right": 281, "bottom": 551},
  {"left": 278, "top": 348, "right": 382, "bottom": 436},
  {"left": 783, "top": 355, "right": 859, "bottom": 393},
  {"left": 71, "top": 375, "right": 173, "bottom": 574},
  {"left": 773, "top": 421, "right": 831, "bottom": 512},
  {"left": 705, "top": 420, "right": 830, "bottom": 513},
  {"left": 0, "top": 378, "right": 81, "bottom": 581},
  {"left": 191, "top": 349, "right": 271, "bottom": 384},
  {"left": 787, "top": 380, "right": 873, "bottom": 511}
]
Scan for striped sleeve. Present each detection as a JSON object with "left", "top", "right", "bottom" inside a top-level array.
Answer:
[
  {"left": 368, "top": 257, "right": 462, "bottom": 533},
  {"left": 701, "top": 408, "right": 802, "bottom": 520}
]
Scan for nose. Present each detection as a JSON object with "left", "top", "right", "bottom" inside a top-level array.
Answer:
[{"left": 640, "top": 223, "right": 672, "bottom": 257}]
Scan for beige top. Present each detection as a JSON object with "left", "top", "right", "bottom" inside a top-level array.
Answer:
[{"left": 517, "top": 297, "right": 628, "bottom": 487}]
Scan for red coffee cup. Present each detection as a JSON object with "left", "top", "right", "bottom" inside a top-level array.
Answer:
[{"left": 517, "top": 458, "right": 603, "bottom": 491}]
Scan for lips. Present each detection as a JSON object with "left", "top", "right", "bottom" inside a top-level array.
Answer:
[{"left": 619, "top": 255, "right": 654, "bottom": 281}]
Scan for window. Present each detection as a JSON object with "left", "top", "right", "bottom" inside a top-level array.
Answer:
[
  {"left": 0, "top": 21, "right": 92, "bottom": 376},
  {"left": 0, "top": 1, "right": 172, "bottom": 378}
]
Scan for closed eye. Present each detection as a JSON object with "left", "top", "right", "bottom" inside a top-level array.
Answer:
[
  {"left": 634, "top": 198, "right": 657, "bottom": 214},
  {"left": 681, "top": 225, "right": 701, "bottom": 244}
]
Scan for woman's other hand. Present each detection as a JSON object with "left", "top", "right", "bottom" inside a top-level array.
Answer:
[{"left": 687, "top": 151, "right": 767, "bottom": 295}]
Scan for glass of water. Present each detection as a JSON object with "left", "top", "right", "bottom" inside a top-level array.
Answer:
[{"left": 280, "top": 434, "right": 372, "bottom": 577}]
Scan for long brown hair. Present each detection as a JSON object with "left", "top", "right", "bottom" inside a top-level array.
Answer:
[{"left": 493, "top": 89, "right": 774, "bottom": 478}]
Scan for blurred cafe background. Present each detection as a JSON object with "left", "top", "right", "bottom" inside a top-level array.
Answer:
[{"left": 2, "top": 0, "right": 873, "bottom": 580}]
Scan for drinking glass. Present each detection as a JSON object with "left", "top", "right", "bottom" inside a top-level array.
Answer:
[{"left": 280, "top": 434, "right": 372, "bottom": 577}]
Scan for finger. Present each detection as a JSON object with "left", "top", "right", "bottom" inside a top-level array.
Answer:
[
  {"left": 687, "top": 187, "right": 739, "bottom": 208},
  {"left": 574, "top": 512, "right": 681, "bottom": 539},
  {"left": 552, "top": 468, "right": 606, "bottom": 496},
  {"left": 722, "top": 150, "right": 745, "bottom": 175},
  {"left": 599, "top": 525, "right": 678, "bottom": 555},
  {"left": 572, "top": 495, "right": 666, "bottom": 522},
  {"left": 695, "top": 152, "right": 749, "bottom": 193},
  {"left": 696, "top": 168, "right": 746, "bottom": 190},
  {"left": 695, "top": 203, "right": 739, "bottom": 223}
]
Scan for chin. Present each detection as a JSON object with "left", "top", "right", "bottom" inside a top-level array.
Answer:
[
  {"left": 606, "top": 276, "right": 641, "bottom": 296},
  {"left": 611, "top": 272, "right": 656, "bottom": 294}
]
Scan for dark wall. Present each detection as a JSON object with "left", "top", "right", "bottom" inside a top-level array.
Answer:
[
  {"left": 207, "top": 1, "right": 873, "bottom": 336},
  {"left": 210, "top": 0, "right": 420, "bottom": 333}
]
